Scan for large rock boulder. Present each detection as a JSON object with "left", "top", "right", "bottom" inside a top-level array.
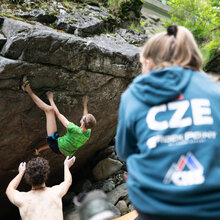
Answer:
[
  {"left": 92, "top": 158, "right": 123, "bottom": 180},
  {"left": 0, "top": 15, "right": 141, "bottom": 218},
  {"left": 107, "top": 183, "right": 127, "bottom": 205}
]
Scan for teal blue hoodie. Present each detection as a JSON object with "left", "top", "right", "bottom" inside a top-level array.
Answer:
[{"left": 116, "top": 66, "right": 220, "bottom": 219}]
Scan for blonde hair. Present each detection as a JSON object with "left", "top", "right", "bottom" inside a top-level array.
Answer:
[{"left": 141, "top": 26, "right": 203, "bottom": 71}]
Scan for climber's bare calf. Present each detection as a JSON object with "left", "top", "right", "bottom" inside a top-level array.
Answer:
[
  {"left": 35, "top": 144, "right": 50, "bottom": 155},
  {"left": 24, "top": 86, "right": 57, "bottom": 136},
  {"left": 46, "top": 92, "right": 70, "bottom": 128}
]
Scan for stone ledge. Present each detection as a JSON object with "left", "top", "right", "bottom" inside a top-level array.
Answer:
[{"left": 142, "top": 0, "right": 171, "bottom": 19}]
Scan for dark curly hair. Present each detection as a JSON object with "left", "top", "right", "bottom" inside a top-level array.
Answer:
[{"left": 24, "top": 157, "right": 50, "bottom": 187}]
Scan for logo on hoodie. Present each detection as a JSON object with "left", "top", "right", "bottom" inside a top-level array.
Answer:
[{"left": 163, "top": 152, "right": 205, "bottom": 186}]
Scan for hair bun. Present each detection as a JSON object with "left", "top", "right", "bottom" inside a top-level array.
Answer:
[{"left": 167, "top": 25, "right": 177, "bottom": 37}]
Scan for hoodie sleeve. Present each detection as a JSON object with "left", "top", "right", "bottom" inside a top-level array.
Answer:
[{"left": 116, "top": 95, "right": 138, "bottom": 161}]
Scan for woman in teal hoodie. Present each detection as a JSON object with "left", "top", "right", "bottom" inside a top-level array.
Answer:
[{"left": 116, "top": 25, "right": 220, "bottom": 220}]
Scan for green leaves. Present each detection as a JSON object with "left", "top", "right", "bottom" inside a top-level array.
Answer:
[{"left": 164, "top": 0, "right": 220, "bottom": 66}]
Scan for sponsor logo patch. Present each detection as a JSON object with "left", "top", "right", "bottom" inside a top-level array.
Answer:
[{"left": 163, "top": 152, "right": 205, "bottom": 186}]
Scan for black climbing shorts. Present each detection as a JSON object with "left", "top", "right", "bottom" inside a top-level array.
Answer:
[{"left": 46, "top": 132, "right": 62, "bottom": 154}]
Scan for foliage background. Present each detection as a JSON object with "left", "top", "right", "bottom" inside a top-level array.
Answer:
[{"left": 160, "top": 0, "right": 220, "bottom": 66}]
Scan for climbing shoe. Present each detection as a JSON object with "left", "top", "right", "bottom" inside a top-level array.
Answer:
[{"left": 19, "top": 74, "right": 30, "bottom": 92}]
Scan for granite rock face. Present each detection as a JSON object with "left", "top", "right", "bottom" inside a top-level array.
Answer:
[{"left": 0, "top": 16, "right": 141, "bottom": 218}]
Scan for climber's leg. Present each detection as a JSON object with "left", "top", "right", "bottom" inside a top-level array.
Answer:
[
  {"left": 35, "top": 145, "right": 50, "bottom": 155},
  {"left": 20, "top": 75, "right": 57, "bottom": 135},
  {"left": 20, "top": 75, "right": 61, "bottom": 155},
  {"left": 46, "top": 91, "right": 70, "bottom": 128}
]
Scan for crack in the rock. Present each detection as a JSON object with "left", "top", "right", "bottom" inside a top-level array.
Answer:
[{"left": 87, "top": 69, "right": 134, "bottom": 80}]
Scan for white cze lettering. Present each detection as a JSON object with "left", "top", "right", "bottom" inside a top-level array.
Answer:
[
  {"left": 191, "top": 99, "right": 213, "bottom": 125},
  {"left": 168, "top": 101, "right": 192, "bottom": 128},
  {"left": 146, "top": 104, "right": 168, "bottom": 130},
  {"left": 146, "top": 99, "right": 213, "bottom": 130}
]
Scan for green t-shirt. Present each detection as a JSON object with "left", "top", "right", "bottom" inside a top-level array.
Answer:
[{"left": 58, "top": 122, "right": 91, "bottom": 157}]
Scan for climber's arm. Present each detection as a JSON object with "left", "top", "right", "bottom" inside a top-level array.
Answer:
[{"left": 83, "top": 96, "right": 88, "bottom": 115}]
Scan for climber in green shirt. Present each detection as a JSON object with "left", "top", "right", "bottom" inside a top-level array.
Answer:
[{"left": 20, "top": 75, "right": 96, "bottom": 157}]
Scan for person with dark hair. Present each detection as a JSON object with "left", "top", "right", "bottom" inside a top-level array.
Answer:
[
  {"left": 19, "top": 75, "right": 96, "bottom": 156},
  {"left": 24, "top": 157, "right": 50, "bottom": 187},
  {"left": 6, "top": 156, "right": 75, "bottom": 220},
  {"left": 116, "top": 25, "right": 220, "bottom": 219}
]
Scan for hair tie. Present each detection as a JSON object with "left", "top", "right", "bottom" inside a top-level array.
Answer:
[{"left": 167, "top": 25, "right": 178, "bottom": 37}]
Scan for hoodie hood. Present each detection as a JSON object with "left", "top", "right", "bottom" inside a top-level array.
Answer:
[{"left": 130, "top": 66, "right": 193, "bottom": 105}]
